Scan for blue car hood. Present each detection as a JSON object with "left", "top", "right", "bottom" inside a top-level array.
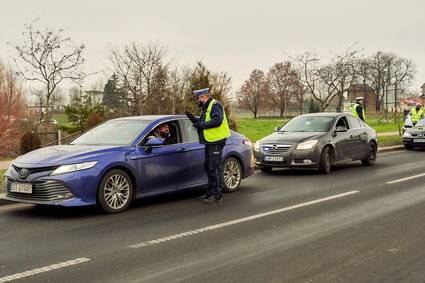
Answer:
[{"left": 12, "top": 145, "right": 124, "bottom": 167}]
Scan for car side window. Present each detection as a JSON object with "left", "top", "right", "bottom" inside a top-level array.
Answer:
[
  {"left": 141, "top": 120, "right": 181, "bottom": 146},
  {"left": 347, "top": 115, "right": 362, "bottom": 129},
  {"left": 182, "top": 119, "right": 199, "bottom": 142},
  {"left": 335, "top": 117, "right": 349, "bottom": 130}
]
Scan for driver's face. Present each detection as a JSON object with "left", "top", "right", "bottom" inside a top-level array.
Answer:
[{"left": 159, "top": 124, "right": 169, "bottom": 134}]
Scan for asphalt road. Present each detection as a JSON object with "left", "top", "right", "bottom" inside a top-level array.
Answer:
[{"left": 1, "top": 149, "right": 425, "bottom": 282}]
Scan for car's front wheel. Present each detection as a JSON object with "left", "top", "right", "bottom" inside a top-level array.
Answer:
[
  {"left": 318, "top": 146, "right": 332, "bottom": 174},
  {"left": 97, "top": 169, "right": 133, "bottom": 213},
  {"left": 361, "top": 142, "right": 377, "bottom": 166},
  {"left": 222, "top": 157, "right": 242, "bottom": 193},
  {"left": 404, "top": 145, "right": 413, "bottom": 150}
]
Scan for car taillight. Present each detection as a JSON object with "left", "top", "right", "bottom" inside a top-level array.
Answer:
[{"left": 243, "top": 139, "right": 252, "bottom": 147}]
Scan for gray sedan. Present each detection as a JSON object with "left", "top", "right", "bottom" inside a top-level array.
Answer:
[{"left": 254, "top": 113, "right": 378, "bottom": 173}]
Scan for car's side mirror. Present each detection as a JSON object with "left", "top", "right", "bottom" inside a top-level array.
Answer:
[
  {"left": 144, "top": 138, "right": 164, "bottom": 153},
  {"left": 274, "top": 126, "right": 281, "bottom": 132},
  {"left": 334, "top": 125, "right": 348, "bottom": 132},
  {"left": 146, "top": 138, "right": 164, "bottom": 146}
]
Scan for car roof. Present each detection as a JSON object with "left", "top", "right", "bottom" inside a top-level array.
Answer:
[
  {"left": 297, "top": 112, "right": 347, "bottom": 118},
  {"left": 111, "top": 115, "right": 186, "bottom": 121}
]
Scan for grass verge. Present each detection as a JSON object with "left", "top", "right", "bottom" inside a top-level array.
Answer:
[
  {"left": 0, "top": 169, "right": 6, "bottom": 194},
  {"left": 378, "top": 135, "right": 403, "bottom": 147}
]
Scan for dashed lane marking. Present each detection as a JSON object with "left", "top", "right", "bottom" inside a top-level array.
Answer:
[
  {"left": 129, "top": 190, "right": 359, "bottom": 249},
  {"left": 386, "top": 172, "right": 425, "bottom": 184},
  {"left": 0, "top": 258, "right": 91, "bottom": 282}
]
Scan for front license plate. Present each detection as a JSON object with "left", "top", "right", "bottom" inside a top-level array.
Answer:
[
  {"left": 264, "top": 155, "right": 284, "bottom": 162},
  {"left": 414, "top": 139, "right": 425, "bottom": 143},
  {"left": 10, "top": 182, "right": 32, "bottom": 194}
]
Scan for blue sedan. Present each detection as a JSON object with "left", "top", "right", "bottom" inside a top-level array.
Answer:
[{"left": 2, "top": 115, "right": 254, "bottom": 213}]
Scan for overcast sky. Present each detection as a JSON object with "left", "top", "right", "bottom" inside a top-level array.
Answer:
[{"left": 1, "top": 0, "right": 424, "bottom": 94}]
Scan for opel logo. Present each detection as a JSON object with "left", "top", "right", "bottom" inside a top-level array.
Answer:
[{"left": 19, "top": 168, "right": 30, "bottom": 179}]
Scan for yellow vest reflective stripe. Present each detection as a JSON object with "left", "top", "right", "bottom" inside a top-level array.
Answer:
[
  {"left": 411, "top": 108, "right": 423, "bottom": 122},
  {"left": 352, "top": 103, "right": 365, "bottom": 119},
  {"left": 204, "top": 99, "right": 231, "bottom": 142}
]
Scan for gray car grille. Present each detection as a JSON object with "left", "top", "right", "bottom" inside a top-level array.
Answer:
[
  {"left": 262, "top": 144, "right": 291, "bottom": 154},
  {"left": 5, "top": 179, "right": 74, "bottom": 202}
]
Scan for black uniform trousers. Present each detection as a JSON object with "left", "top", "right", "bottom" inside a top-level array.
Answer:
[{"left": 204, "top": 142, "right": 225, "bottom": 199}]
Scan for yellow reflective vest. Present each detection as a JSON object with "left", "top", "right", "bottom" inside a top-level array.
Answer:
[
  {"left": 352, "top": 103, "right": 365, "bottom": 120},
  {"left": 411, "top": 108, "right": 424, "bottom": 123},
  {"left": 204, "top": 99, "right": 231, "bottom": 142}
]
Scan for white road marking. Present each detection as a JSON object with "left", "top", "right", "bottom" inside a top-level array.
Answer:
[
  {"left": 0, "top": 258, "right": 90, "bottom": 283},
  {"left": 129, "top": 190, "right": 359, "bottom": 249},
  {"left": 386, "top": 172, "right": 425, "bottom": 184}
]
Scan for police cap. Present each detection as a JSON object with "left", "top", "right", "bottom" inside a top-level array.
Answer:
[{"left": 193, "top": 88, "right": 210, "bottom": 96}]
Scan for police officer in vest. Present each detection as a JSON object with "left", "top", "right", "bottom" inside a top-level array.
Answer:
[
  {"left": 185, "top": 88, "right": 231, "bottom": 204},
  {"left": 409, "top": 103, "right": 424, "bottom": 125},
  {"left": 352, "top": 96, "right": 365, "bottom": 122}
]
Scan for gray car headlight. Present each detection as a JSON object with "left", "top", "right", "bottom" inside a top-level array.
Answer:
[
  {"left": 50, "top": 161, "right": 98, "bottom": 176},
  {"left": 296, "top": 140, "right": 318, "bottom": 150},
  {"left": 403, "top": 132, "right": 412, "bottom": 137}
]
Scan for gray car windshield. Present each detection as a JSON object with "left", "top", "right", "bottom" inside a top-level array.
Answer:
[
  {"left": 280, "top": 116, "right": 334, "bottom": 132},
  {"left": 69, "top": 120, "right": 150, "bottom": 145}
]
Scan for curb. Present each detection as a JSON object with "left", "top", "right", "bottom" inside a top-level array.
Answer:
[{"left": 377, "top": 145, "right": 405, "bottom": 153}]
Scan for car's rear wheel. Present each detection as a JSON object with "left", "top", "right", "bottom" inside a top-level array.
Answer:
[
  {"left": 318, "top": 146, "right": 332, "bottom": 174},
  {"left": 222, "top": 157, "right": 242, "bottom": 193},
  {"left": 361, "top": 142, "right": 377, "bottom": 166},
  {"left": 97, "top": 169, "right": 133, "bottom": 213},
  {"left": 260, "top": 166, "right": 273, "bottom": 172}
]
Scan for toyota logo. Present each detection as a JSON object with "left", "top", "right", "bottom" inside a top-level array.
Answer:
[{"left": 19, "top": 168, "right": 30, "bottom": 179}]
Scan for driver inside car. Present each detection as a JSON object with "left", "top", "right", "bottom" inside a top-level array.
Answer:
[{"left": 148, "top": 123, "right": 177, "bottom": 145}]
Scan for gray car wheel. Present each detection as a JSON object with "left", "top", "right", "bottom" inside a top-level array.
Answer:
[
  {"left": 361, "top": 142, "right": 377, "bottom": 166},
  {"left": 222, "top": 157, "right": 242, "bottom": 193},
  {"left": 97, "top": 169, "right": 133, "bottom": 213},
  {"left": 318, "top": 146, "right": 331, "bottom": 174}
]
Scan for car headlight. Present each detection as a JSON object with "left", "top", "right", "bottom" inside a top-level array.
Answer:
[
  {"left": 50, "top": 161, "right": 98, "bottom": 176},
  {"left": 254, "top": 141, "right": 260, "bottom": 152},
  {"left": 296, "top": 140, "right": 318, "bottom": 150},
  {"left": 403, "top": 132, "right": 412, "bottom": 137}
]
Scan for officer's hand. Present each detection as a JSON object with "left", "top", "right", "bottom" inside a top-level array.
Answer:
[
  {"left": 185, "top": 110, "right": 195, "bottom": 120},
  {"left": 193, "top": 122, "right": 201, "bottom": 128}
]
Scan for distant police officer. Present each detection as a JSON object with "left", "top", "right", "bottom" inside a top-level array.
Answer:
[
  {"left": 409, "top": 103, "right": 424, "bottom": 125},
  {"left": 352, "top": 96, "right": 366, "bottom": 122},
  {"left": 185, "top": 88, "right": 231, "bottom": 204}
]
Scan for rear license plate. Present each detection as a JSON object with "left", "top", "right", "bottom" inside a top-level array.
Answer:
[
  {"left": 414, "top": 139, "right": 425, "bottom": 143},
  {"left": 10, "top": 182, "right": 32, "bottom": 194},
  {"left": 264, "top": 155, "right": 284, "bottom": 162}
]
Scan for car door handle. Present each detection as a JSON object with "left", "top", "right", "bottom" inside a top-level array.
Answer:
[{"left": 350, "top": 135, "right": 354, "bottom": 138}]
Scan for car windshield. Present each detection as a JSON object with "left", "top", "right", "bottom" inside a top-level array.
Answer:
[
  {"left": 69, "top": 120, "right": 151, "bottom": 145},
  {"left": 279, "top": 116, "right": 334, "bottom": 132},
  {"left": 415, "top": 119, "right": 425, "bottom": 127}
]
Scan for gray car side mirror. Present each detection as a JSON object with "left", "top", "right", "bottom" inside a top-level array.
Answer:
[{"left": 334, "top": 125, "right": 348, "bottom": 132}]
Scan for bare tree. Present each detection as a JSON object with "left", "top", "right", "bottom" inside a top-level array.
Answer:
[
  {"left": 267, "top": 61, "right": 302, "bottom": 117},
  {"left": 10, "top": 19, "right": 85, "bottom": 122},
  {"left": 294, "top": 48, "right": 359, "bottom": 112},
  {"left": 0, "top": 61, "right": 26, "bottom": 156},
  {"left": 238, "top": 69, "right": 268, "bottom": 118},
  {"left": 108, "top": 41, "right": 167, "bottom": 115}
]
